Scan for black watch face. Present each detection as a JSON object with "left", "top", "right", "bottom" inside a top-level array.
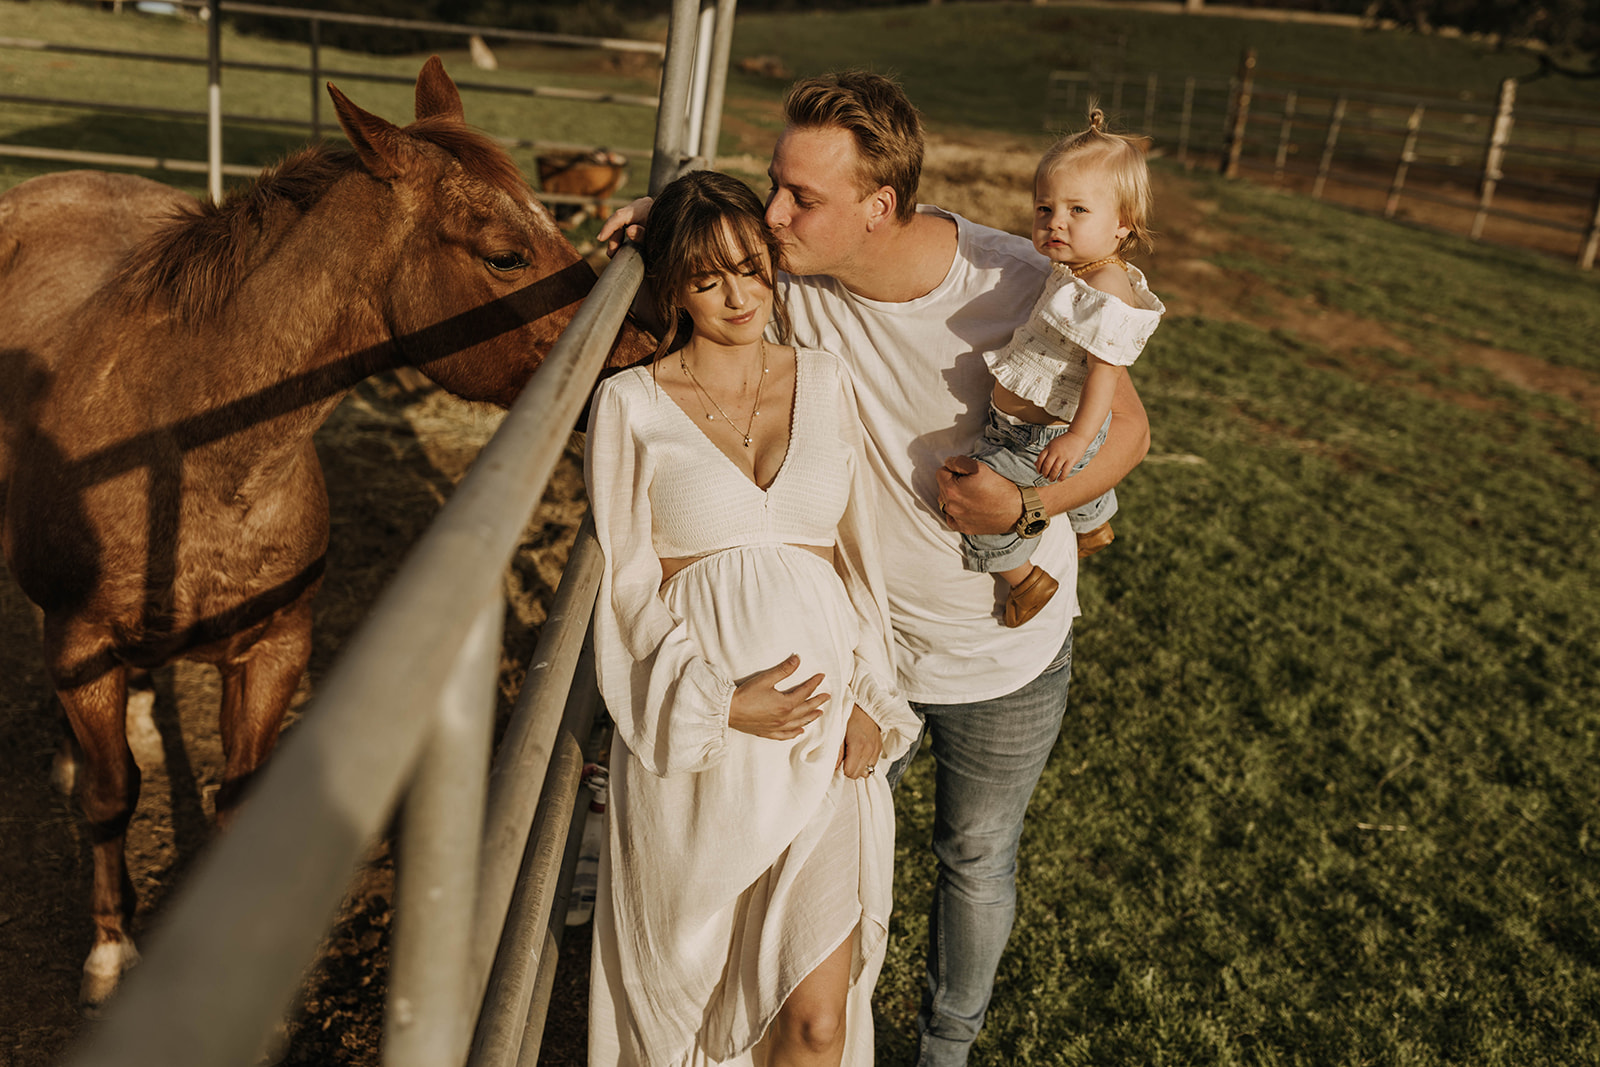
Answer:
[{"left": 1022, "top": 517, "right": 1048, "bottom": 536}]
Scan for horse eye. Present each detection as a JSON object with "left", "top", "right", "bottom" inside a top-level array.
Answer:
[{"left": 485, "top": 251, "right": 528, "bottom": 273}]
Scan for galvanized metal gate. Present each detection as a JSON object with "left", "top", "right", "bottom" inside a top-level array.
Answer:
[{"left": 61, "top": 2, "right": 735, "bottom": 1064}]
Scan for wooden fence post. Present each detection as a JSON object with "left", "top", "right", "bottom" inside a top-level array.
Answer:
[
  {"left": 1580, "top": 178, "right": 1600, "bottom": 270},
  {"left": 1222, "top": 48, "right": 1255, "bottom": 177},
  {"left": 1471, "top": 77, "right": 1516, "bottom": 240},
  {"left": 1385, "top": 104, "right": 1424, "bottom": 218},
  {"left": 1274, "top": 89, "right": 1297, "bottom": 183},
  {"left": 1177, "top": 75, "right": 1195, "bottom": 166},
  {"left": 1144, "top": 72, "right": 1158, "bottom": 135},
  {"left": 1312, "top": 94, "right": 1345, "bottom": 200}
]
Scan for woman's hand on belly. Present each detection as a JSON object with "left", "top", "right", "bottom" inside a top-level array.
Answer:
[
  {"left": 729, "top": 654, "right": 830, "bottom": 740},
  {"left": 836, "top": 704, "right": 883, "bottom": 779}
]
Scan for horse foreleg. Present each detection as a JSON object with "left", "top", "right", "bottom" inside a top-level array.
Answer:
[
  {"left": 215, "top": 601, "right": 314, "bottom": 825},
  {"left": 50, "top": 695, "right": 84, "bottom": 796},
  {"left": 56, "top": 664, "right": 143, "bottom": 1014}
]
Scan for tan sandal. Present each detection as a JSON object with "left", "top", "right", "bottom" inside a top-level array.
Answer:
[
  {"left": 1004, "top": 565, "right": 1058, "bottom": 628},
  {"left": 1077, "top": 521, "right": 1115, "bottom": 559}
]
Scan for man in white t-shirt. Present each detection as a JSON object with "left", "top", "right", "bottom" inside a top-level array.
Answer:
[{"left": 602, "top": 72, "right": 1148, "bottom": 1066}]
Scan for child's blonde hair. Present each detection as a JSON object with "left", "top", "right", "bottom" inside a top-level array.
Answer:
[{"left": 1038, "top": 107, "right": 1155, "bottom": 257}]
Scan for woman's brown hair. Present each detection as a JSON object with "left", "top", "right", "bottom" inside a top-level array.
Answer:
[{"left": 641, "top": 169, "right": 793, "bottom": 359}]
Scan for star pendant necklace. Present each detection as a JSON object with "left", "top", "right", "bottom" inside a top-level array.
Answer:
[{"left": 680, "top": 340, "right": 769, "bottom": 448}]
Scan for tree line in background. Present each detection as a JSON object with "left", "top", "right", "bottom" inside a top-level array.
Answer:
[{"left": 217, "top": 0, "right": 1596, "bottom": 77}]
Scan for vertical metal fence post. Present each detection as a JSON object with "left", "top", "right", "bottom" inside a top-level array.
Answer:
[
  {"left": 205, "top": 0, "right": 222, "bottom": 203},
  {"left": 309, "top": 17, "right": 322, "bottom": 141},
  {"left": 1386, "top": 104, "right": 1423, "bottom": 218},
  {"left": 684, "top": 1, "right": 716, "bottom": 160},
  {"left": 648, "top": 0, "right": 704, "bottom": 192},
  {"left": 697, "top": 0, "right": 739, "bottom": 163},
  {"left": 1472, "top": 77, "right": 1516, "bottom": 241},
  {"left": 385, "top": 598, "right": 503, "bottom": 1067},
  {"left": 1312, "top": 94, "right": 1345, "bottom": 200}
]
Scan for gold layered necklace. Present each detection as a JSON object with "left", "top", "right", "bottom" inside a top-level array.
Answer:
[{"left": 680, "top": 340, "right": 769, "bottom": 448}]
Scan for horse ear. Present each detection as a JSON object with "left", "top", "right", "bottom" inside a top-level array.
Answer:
[
  {"left": 414, "top": 56, "right": 464, "bottom": 123},
  {"left": 328, "top": 81, "right": 410, "bottom": 181}
]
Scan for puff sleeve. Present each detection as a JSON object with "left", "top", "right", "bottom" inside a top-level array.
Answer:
[
  {"left": 1033, "top": 263, "right": 1165, "bottom": 367},
  {"left": 829, "top": 368, "right": 922, "bottom": 764},
  {"left": 585, "top": 377, "right": 735, "bottom": 777}
]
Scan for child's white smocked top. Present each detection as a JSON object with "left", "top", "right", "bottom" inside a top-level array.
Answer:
[{"left": 984, "top": 260, "right": 1166, "bottom": 420}]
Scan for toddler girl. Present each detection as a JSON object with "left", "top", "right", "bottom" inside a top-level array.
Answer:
[{"left": 962, "top": 109, "right": 1165, "bottom": 627}]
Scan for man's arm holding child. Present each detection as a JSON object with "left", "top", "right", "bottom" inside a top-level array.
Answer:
[{"left": 939, "top": 367, "right": 1149, "bottom": 535}]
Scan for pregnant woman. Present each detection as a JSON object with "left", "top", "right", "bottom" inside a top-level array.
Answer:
[{"left": 585, "top": 169, "right": 919, "bottom": 1066}]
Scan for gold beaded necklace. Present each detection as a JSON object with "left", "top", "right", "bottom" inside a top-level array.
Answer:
[
  {"left": 1070, "top": 254, "right": 1126, "bottom": 278},
  {"left": 680, "top": 340, "right": 769, "bottom": 448}
]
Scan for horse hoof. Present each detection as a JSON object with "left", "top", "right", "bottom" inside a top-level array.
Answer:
[{"left": 79, "top": 938, "right": 141, "bottom": 1014}]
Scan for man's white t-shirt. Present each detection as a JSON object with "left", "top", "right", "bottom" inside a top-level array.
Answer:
[{"left": 778, "top": 206, "right": 1078, "bottom": 705}]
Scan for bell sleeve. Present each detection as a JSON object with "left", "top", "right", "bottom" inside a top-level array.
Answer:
[
  {"left": 585, "top": 377, "right": 734, "bottom": 777},
  {"left": 829, "top": 367, "right": 922, "bottom": 764}
]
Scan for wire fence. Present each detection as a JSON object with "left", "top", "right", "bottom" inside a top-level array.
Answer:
[
  {"left": 1045, "top": 53, "right": 1600, "bottom": 269},
  {"left": 0, "top": 0, "right": 664, "bottom": 207}
]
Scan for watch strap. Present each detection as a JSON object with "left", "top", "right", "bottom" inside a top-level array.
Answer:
[{"left": 1015, "top": 485, "right": 1049, "bottom": 538}]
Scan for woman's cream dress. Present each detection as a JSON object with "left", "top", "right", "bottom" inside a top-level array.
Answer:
[{"left": 585, "top": 349, "right": 920, "bottom": 1067}]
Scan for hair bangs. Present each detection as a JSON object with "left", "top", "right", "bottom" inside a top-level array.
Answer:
[{"left": 642, "top": 170, "right": 791, "bottom": 360}]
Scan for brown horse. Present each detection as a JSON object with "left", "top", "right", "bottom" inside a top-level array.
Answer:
[{"left": 0, "top": 57, "right": 652, "bottom": 1010}]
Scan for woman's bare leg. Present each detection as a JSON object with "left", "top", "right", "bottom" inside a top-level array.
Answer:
[{"left": 768, "top": 931, "right": 854, "bottom": 1066}]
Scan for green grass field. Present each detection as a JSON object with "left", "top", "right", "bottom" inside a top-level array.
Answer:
[
  {"left": 884, "top": 170, "right": 1600, "bottom": 1064},
  {"left": 3, "top": 2, "right": 1598, "bottom": 1063}
]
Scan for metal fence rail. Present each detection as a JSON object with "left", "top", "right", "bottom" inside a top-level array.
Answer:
[
  {"left": 59, "top": 1, "right": 734, "bottom": 1064},
  {"left": 0, "top": 0, "right": 664, "bottom": 202}
]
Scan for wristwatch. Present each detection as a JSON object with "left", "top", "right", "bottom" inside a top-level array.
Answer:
[{"left": 1014, "top": 485, "right": 1050, "bottom": 538}]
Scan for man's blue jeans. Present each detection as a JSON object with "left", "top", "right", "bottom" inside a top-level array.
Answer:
[{"left": 886, "top": 627, "right": 1075, "bottom": 1066}]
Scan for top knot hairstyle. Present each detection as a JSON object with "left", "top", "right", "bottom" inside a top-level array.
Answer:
[
  {"left": 782, "top": 70, "right": 924, "bottom": 224},
  {"left": 641, "top": 169, "right": 792, "bottom": 359},
  {"left": 1039, "top": 106, "right": 1156, "bottom": 257}
]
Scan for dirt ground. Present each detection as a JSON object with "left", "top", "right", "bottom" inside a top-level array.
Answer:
[{"left": 3, "top": 133, "right": 1596, "bottom": 1067}]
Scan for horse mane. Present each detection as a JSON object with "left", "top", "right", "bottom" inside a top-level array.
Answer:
[
  {"left": 114, "top": 120, "right": 534, "bottom": 324},
  {"left": 113, "top": 144, "right": 360, "bottom": 323}
]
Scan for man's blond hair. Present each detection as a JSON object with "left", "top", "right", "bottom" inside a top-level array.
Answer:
[{"left": 782, "top": 70, "right": 923, "bottom": 225}]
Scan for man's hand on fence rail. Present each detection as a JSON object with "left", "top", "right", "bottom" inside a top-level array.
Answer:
[{"left": 598, "top": 196, "right": 654, "bottom": 256}]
